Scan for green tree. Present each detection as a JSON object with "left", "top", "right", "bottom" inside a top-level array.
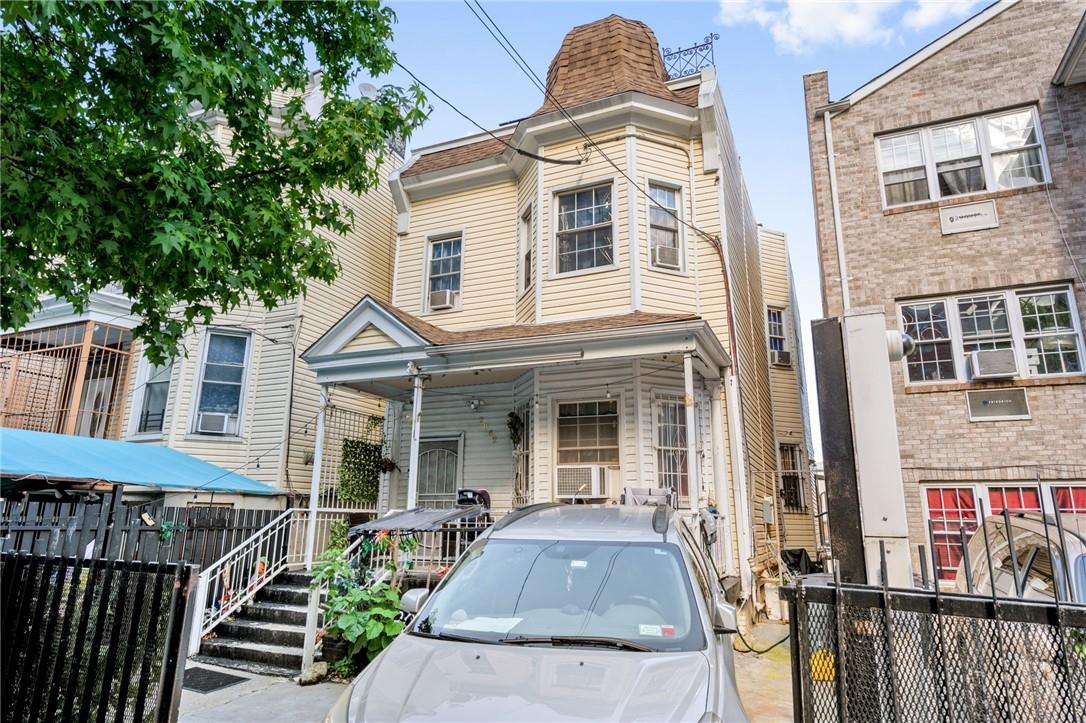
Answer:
[{"left": 1, "top": 1, "right": 426, "bottom": 362}]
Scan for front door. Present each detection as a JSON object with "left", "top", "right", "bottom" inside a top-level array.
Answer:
[{"left": 417, "top": 438, "right": 460, "bottom": 508}]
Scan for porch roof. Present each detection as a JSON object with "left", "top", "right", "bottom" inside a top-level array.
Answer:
[{"left": 302, "top": 296, "right": 730, "bottom": 394}]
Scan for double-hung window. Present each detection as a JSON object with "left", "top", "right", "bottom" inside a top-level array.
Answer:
[
  {"left": 648, "top": 183, "right": 681, "bottom": 271},
  {"left": 519, "top": 208, "right": 533, "bottom": 293},
  {"left": 767, "top": 308, "right": 786, "bottom": 352},
  {"left": 194, "top": 331, "right": 249, "bottom": 436},
  {"left": 137, "top": 360, "right": 173, "bottom": 434},
  {"left": 900, "top": 285, "right": 1083, "bottom": 383},
  {"left": 877, "top": 106, "right": 1048, "bottom": 207},
  {"left": 556, "top": 184, "right": 613, "bottom": 274},
  {"left": 654, "top": 395, "right": 688, "bottom": 498},
  {"left": 427, "top": 236, "right": 461, "bottom": 310},
  {"left": 557, "top": 400, "right": 619, "bottom": 465}
]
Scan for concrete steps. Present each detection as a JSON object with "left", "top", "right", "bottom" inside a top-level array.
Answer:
[{"left": 195, "top": 570, "right": 316, "bottom": 677}]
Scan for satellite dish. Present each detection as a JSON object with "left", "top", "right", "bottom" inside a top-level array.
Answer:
[{"left": 358, "top": 82, "right": 378, "bottom": 99}]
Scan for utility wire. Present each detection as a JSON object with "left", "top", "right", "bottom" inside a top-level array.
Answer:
[
  {"left": 394, "top": 60, "right": 579, "bottom": 167},
  {"left": 463, "top": 0, "right": 722, "bottom": 246}
]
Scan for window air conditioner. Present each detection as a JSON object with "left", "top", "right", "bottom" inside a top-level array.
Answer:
[
  {"left": 652, "top": 245, "right": 681, "bottom": 270},
  {"left": 555, "top": 465, "right": 609, "bottom": 499},
  {"left": 770, "top": 350, "right": 792, "bottom": 367},
  {"left": 429, "top": 289, "right": 456, "bottom": 311},
  {"left": 197, "top": 412, "right": 237, "bottom": 435},
  {"left": 969, "top": 349, "right": 1017, "bottom": 379}
]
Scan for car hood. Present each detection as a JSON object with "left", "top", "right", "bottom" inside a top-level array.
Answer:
[{"left": 346, "top": 634, "right": 711, "bottom": 722}]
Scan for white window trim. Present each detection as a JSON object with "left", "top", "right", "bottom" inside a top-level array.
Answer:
[
  {"left": 897, "top": 284, "right": 1084, "bottom": 385},
  {"left": 421, "top": 230, "right": 465, "bottom": 314},
  {"left": 921, "top": 482, "right": 1086, "bottom": 525},
  {"left": 126, "top": 352, "right": 175, "bottom": 441},
  {"left": 644, "top": 177, "right": 688, "bottom": 276},
  {"left": 875, "top": 106, "right": 1051, "bottom": 210},
  {"left": 777, "top": 442, "right": 805, "bottom": 511},
  {"left": 188, "top": 328, "right": 252, "bottom": 439},
  {"left": 517, "top": 203, "right": 534, "bottom": 299},
  {"left": 650, "top": 392, "right": 688, "bottom": 492},
  {"left": 551, "top": 396, "right": 624, "bottom": 493},
  {"left": 766, "top": 306, "right": 788, "bottom": 353},
  {"left": 549, "top": 178, "right": 620, "bottom": 279}
]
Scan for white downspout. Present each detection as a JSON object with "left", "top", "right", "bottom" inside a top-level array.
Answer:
[
  {"left": 626, "top": 125, "right": 642, "bottom": 312},
  {"left": 823, "top": 110, "right": 850, "bottom": 310},
  {"left": 303, "top": 385, "right": 327, "bottom": 569}
]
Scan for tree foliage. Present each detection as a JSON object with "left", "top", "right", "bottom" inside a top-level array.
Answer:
[{"left": 1, "top": 0, "right": 426, "bottom": 361}]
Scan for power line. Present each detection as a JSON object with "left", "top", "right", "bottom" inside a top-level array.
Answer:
[
  {"left": 463, "top": 0, "right": 722, "bottom": 246},
  {"left": 393, "top": 60, "right": 579, "bottom": 167}
]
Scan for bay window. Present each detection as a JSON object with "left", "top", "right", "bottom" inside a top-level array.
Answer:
[
  {"left": 519, "top": 207, "right": 533, "bottom": 293},
  {"left": 899, "top": 285, "right": 1083, "bottom": 383},
  {"left": 877, "top": 106, "right": 1048, "bottom": 207},
  {"left": 648, "top": 183, "right": 682, "bottom": 271},
  {"left": 193, "top": 331, "right": 249, "bottom": 436},
  {"left": 556, "top": 184, "right": 613, "bottom": 274}
]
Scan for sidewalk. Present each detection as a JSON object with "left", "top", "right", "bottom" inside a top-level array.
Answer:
[
  {"left": 733, "top": 621, "right": 794, "bottom": 722},
  {"left": 179, "top": 662, "right": 346, "bottom": 723}
]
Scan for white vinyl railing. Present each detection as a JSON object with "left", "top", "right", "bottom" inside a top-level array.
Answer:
[{"left": 187, "top": 508, "right": 298, "bottom": 656}]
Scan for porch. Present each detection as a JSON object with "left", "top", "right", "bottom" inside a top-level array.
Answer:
[{"left": 302, "top": 297, "right": 735, "bottom": 521}]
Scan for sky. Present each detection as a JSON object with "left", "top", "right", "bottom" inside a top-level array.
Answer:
[{"left": 371, "top": 0, "right": 990, "bottom": 461}]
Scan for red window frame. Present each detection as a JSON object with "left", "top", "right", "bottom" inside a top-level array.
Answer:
[
  {"left": 987, "top": 486, "right": 1042, "bottom": 515},
  {"left": 925, "top": 487, "right": 979, "bottom": 581},
  {"left": 1054, "top": 486, "right": 1086, "bottom": 514}
]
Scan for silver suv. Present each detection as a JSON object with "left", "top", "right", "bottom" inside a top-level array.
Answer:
[{"left": 326, "top": 504, "right": 748, "bottom": 722}]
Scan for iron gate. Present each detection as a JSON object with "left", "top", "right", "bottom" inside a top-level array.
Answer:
[{"left": 783, "top": 579, "right": 1086, "bottom": 722}]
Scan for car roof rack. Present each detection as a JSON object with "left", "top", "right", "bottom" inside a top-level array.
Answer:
[{"left": 492, "top": 502, "right": 566, "bottom": 532}]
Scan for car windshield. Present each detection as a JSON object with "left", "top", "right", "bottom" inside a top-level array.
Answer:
[{"left": 411, "top": 538, "right": 705, "bottom": 652}]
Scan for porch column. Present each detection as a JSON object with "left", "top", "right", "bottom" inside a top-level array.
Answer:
[
  {"left": 303, "top": 384, "right": 327, "bottom": 569},
  {"left": 683, "top": 353, "right": 700, "bottom": 510},
  {"left": 708, "top": 380, "right": 736, "bottom": 575},
  {"left": 406, "top": 364, "right": 424, "bottom": 509}
]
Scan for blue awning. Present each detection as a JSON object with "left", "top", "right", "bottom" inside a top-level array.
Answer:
[{"left": 0, "top": 428, "right": 281, "bottom": 496}]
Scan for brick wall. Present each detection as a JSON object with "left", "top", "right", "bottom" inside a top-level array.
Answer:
[{"left": 803, "top": 0, "right": 1086, "bottom": 554}]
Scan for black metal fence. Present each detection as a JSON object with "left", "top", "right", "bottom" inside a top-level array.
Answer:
[
  {"left": 1, "top": 489, "right": 279, "bottom": 569},
  {"left": 1, "top": 553, "right": 197, "bottom": 723},
  {"left": 783, "top": 577, "right": 1086, "bottom": 722}
]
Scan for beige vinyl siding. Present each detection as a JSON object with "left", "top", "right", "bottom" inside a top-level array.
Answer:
[
  {"left": 759, "top": 227, "right": 818, "bottom": 554},
  {"left": 516, "top": 163, "right": 538, "bottom": 324},
  {"left": 387, "top": 382, "right": 516, "bottom": 512},
  {"left": 394, "top": 181, "right": 518, "bottom": 331},
  {"left": 638, "top": 133, "right": 698, "bottom": 314},
  {"left": 341, "top": 325, "right": 399, "bottom": 353},
  {"left": 539, "top": 135, "right": 631, "bottom": 321}
]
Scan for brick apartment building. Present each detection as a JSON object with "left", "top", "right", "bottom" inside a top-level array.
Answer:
[{"left": 804, "top": 0, "right": 1086, "bottom": 580}]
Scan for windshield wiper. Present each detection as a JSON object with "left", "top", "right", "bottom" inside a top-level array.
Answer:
[
  {"left": 409, "top": 630, "right": 497, "bottom": 645},
  {"left": 501, "top": 635, "right": 653, "bottom": 652}
]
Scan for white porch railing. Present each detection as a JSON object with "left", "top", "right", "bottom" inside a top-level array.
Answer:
[{"left": 187, "top": 508, "right": 298, "bottom": 656}]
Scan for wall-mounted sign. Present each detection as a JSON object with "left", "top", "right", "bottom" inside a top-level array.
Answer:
[
  {"left": 940, "top": 200, "right": 998, "bottom": 235},
  {"left": 966, "top": 387, "right": 1030, "bottom": 421}
]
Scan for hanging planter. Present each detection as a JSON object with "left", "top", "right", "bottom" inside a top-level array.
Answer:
[
  {"left": 338, "top": 438, "right": 397, "bottom": 505},
  {"left": 507, "top": 411, "right": 524, "bottom": 447}
]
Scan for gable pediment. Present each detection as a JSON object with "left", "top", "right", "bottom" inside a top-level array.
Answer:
[{"left": 303, "top": 296, "right": 431, "bottom": 359}]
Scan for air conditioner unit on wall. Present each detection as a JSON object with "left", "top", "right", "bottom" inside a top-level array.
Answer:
[
  {"left": 770, "top": 350, "right": 792, "bottom": 367},
  {"left": 429, "top": 289, "right": 456, "bottom": 311},
  {"left": 556, "top": 465, "right": 609, "bottom": 499},
  {"left": 652, "top": 245, "right": 681, "bottom": 270},
  {"left": 969, "top": 349, "right": 1017, "bottom": 379},
  {"left": 197, "top": 412, "right": 237, "bottom": 435}
]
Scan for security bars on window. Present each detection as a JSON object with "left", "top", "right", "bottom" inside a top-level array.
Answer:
[{"left": 556, "top": 185, "right": 613, "bottom": 273}]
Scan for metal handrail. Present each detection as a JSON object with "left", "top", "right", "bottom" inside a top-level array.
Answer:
[{"left": 187, "top": 507, "right": 298, "bottom": 656}]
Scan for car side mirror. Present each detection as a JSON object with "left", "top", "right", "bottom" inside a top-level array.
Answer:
[
  {"left": 712, "top": 599, "right": 738, "bottom": 634},
  {"left": 399, "top": 587, "right": 430, "bottom": 615}
]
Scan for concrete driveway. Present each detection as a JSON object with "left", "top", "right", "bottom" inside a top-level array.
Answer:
[
  {"left": 179, "top": 662, "right": 345, "bottom": 723},
  {"left": 733, "top": 622, "right": 794, "bottom": 721}
]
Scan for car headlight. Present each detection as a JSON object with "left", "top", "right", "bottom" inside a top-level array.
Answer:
[{"left": 324, "top": 679, "right": 355, "bottom": 723}]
